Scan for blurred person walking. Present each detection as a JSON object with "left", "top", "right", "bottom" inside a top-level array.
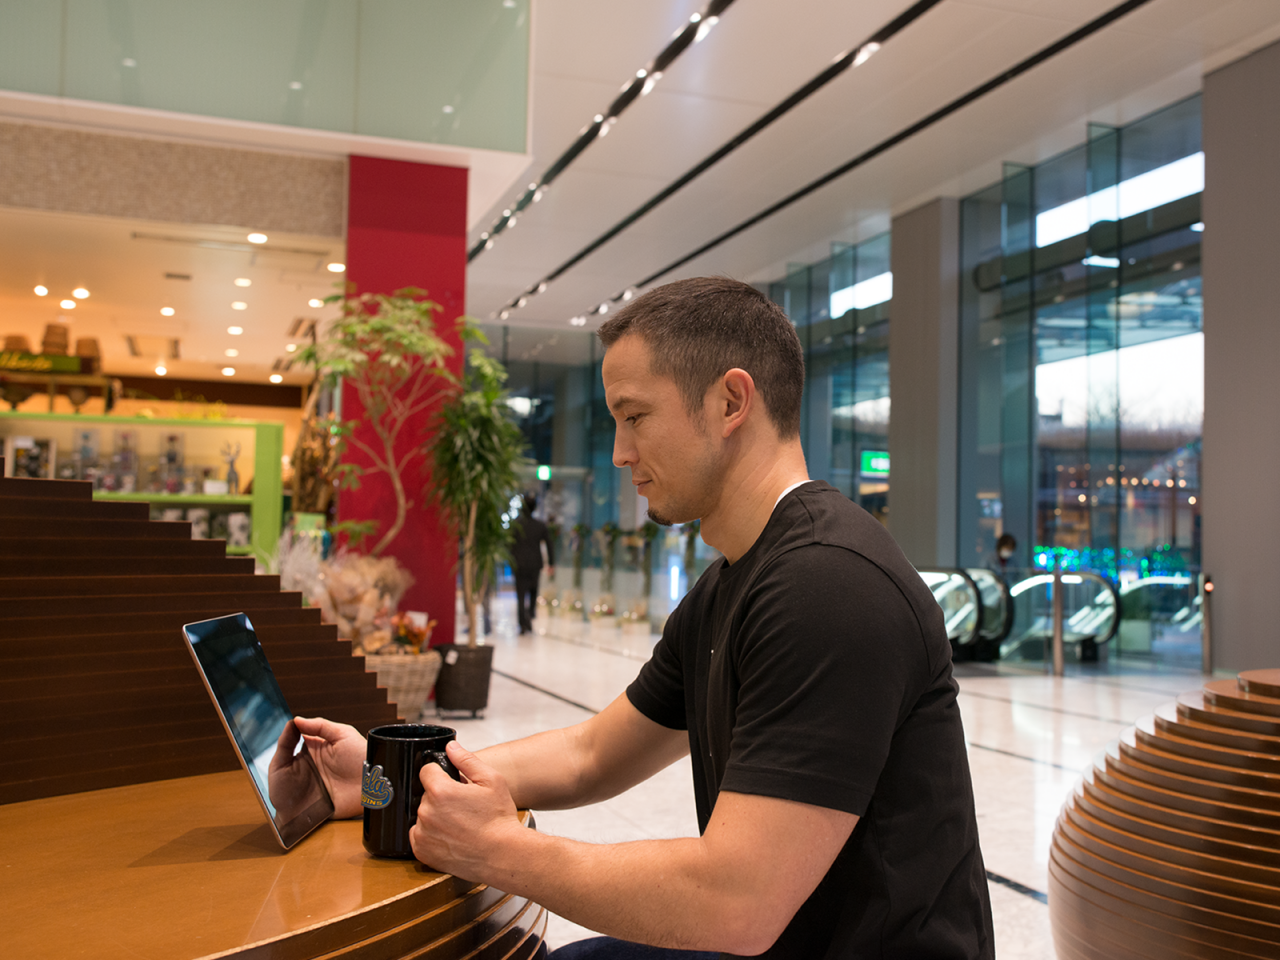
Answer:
[{"left": 511, "top": 495, "right": 554, "bottom": 635}]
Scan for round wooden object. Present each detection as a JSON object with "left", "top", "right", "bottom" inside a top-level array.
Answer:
[
  {"left": 1050, "top": 670, "right": 1280, "bottom": 958},
  {"left": 0, "top": 770, "right": 545, "bottom": 959}
]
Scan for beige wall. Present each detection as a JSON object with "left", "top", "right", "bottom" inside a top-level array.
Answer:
[
  {"left": 1201, "top": 40, "right": 1280, "bottom": 671},
  {"left": 887, "top": 198, "right": 960, "bottom": 567},
  {"left": 0, "top": 121, "right": 344, "bottom": 236}
]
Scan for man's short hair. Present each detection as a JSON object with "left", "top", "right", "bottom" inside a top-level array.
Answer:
[{"left": 597, "top": 277, "right": 805, "bottom": 438}]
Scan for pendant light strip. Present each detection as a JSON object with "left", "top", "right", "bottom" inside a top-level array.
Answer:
[
  {"left": 595, "top": 0, "right": 1158, "bottom": 315},
  {"left": 493, "top": 0, "right": 945, "bottom": 321},
  {"left": 468, "top": 0, "right": 738, "bottom": 263}
]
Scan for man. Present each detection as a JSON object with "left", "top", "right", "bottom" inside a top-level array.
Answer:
[
  {"left": 511, "top": 494, "right": 555, "bottom": 635},
  {"left": 297, "top": 277, "right": 993, "bottom": 958}
]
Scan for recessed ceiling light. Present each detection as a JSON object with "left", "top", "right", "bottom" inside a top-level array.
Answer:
[
  {"left": 269, "top": 374, "right": 283, "bottom": 384},
  {"left": 308, "top": 298, "right": 323, "bottom": 308},
  {"left": 231, "top": 301, "right": 247, "bottom": 310},
  {"left": 160, "top": 307, "right": 175, "bottom": 316},
  {"left": 326, "top": 262, "right": 345, "bottom": 273},
  {"left": 60, "top": 299, "right": 76, "bottom": 309},
  {"left": 442, "top": 105, "right": 454, "bottom": 114},
  {"left": 222, "top": 367, "right": 236, "bottom": 377},
  {"left": 234, "top": 278, "right": 251, "bottom": 287},
  {"left": 289, "top": 81, "right": 302, "bottom": 90},
  {"left": 122, "top": 58, "right": 137, "bottom": 68},
  {"left": 33, "top": 285, "right": 48, "bottom": 296},
  {"left": 285, "top": 343, "right": 297, "bottom": 353},
  {"left": 155, "top": 364, "right": 167, "bottom": 376},
  {"left": 225, "top": 348, "right": 239, "bottom": 357},
  {"left": 72, "top": 287, "right": 90, "bottom": 299},
  {"left": 227, "top": 326, "right": 243, "bottom": 335},
  {"left": 247, "top": 233, "right": 268, "bottom": 244}
]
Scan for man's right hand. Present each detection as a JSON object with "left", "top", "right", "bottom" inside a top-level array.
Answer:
[{"left": 293, "top": 716, "right": 366, "bottom": 819}]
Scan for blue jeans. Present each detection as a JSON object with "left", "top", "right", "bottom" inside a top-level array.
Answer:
[{"left": 547, "top": 937, "right": 718, "bottom": 959}]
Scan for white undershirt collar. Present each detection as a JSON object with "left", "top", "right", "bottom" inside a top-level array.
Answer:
[{"left": 774, "top": 479, "right": 812, "bottom": 510}]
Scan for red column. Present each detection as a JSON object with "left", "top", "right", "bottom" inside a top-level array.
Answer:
[{"left": 342, "top": 155, "right": 467, "bottom": 644}]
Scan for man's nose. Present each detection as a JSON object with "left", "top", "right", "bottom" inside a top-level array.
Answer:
[{"left": 612, "top": 430, "right": 635, "bottom": 469}]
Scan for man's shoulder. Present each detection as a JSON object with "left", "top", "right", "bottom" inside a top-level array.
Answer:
[
  {"left": 760, "top": 484, "right": 942, "bottom": 625},
  {"left": 769, "top": 484, "right": 910, "bottom": 575}
]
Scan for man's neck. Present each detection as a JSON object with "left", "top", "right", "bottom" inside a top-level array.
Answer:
[{"left": 699, "top": 441, "right": 809, "bottom": 564}]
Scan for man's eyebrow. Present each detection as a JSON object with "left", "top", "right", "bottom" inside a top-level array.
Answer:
[{"left": 607, "top": 393, "right": 642, "bottom": 414}]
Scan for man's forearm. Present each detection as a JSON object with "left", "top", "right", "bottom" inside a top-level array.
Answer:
[
  {"left": 474, "top": 825, "right": 760, "bottom": 954},
  {"left": 474, "top": 694, "right": 689, "bottom": 811},
  {"left": 477, "top": 727, "right": 591, "bottom": 810}
]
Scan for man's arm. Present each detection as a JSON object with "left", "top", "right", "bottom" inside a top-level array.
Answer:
[
  {"left": 293, "top": 692, "right": 687, "bottom": 817},
  {"left": 413, "top": 741, "right": 857, "bottom": 956},
  {"left": 478, "top": 692, "right": 688, "bottom": 810}
]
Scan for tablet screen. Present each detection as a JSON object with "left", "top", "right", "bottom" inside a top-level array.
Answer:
[{"left": 182, "top": 613, "right": 334, "bottom": 849}]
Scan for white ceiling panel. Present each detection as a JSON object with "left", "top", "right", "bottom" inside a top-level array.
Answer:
[{"left": 468, "top": 0, "right": 1280, "bottom": 330}]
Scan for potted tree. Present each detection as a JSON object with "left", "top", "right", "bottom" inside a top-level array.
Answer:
[
  {"left": 298, "top": 287, "right": 457, "bottom": 556},
  {"left": 428, "top": 349, "right": 528, "bottom": 714}
]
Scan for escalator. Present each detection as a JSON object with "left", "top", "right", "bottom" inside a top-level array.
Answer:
[{"left": 917, "top": 567, "right": 1119, "bottom": 662}]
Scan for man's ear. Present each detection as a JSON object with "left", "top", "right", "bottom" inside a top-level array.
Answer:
[{"left": 716, "top": 368, "right": 755, "bottom": 438}]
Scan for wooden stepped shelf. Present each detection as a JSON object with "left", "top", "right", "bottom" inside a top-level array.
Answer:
[
  {"left": 1051, "top": 668, "right": 1280, "bottom": 958},
  {"left": 0, "top": 473, "right": 397, "bottom": 806}
]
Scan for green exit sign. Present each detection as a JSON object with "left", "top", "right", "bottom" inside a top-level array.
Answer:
[{"left": 860, "top": 450, "right": 890, "bottom": 477}]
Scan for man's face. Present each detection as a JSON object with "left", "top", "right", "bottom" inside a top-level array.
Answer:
[{"left": 603, "top": 334, "right": 722, "bottom": 526}]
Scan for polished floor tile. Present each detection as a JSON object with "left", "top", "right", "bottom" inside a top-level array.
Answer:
[{"left": 445, "top": 594, "right": 1211, "bottom": 956}]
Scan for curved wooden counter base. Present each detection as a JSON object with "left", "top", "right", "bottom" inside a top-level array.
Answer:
[
  {"left": 1050, "top": 669, "right": 1280, "bottom": 959},
  {"left": 0, "top": 770, "right": 545, "bottom": 960}
]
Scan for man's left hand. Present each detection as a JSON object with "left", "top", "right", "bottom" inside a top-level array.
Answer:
[{"left": 410, "top": 740, "right": 525, "bottom": 878}]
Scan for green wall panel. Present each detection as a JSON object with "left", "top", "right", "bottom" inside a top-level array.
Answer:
[
  {"left": 357, "top": 0, "right": 529, "bottom": 151},
  {"left": 3, "top": 0, "right": 528, "bottom": 154},
  {"left": 0, "top": 0, "right": 63, "bottom": 96}
]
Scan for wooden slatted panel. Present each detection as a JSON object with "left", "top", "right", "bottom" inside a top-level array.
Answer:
[
  {"left": 1050, "top": 669, "right": 1280, "bottom": 958},
  {"left": 0, "top": 475, "right": 398, "bottom": 805}
]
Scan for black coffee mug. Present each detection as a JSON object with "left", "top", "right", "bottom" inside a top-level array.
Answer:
[{"left": 362, "top": 723, "right": 462, "bottom": 859}]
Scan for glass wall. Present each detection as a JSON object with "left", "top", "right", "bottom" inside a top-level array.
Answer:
[
  {"left": 768, "top": 232, "right": 893, "bottom": 523},
  {"left": 958, "top": 96, "right": 1203, "bottom": 658}
]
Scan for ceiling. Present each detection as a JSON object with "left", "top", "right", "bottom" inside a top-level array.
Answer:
[
  {"left": 3, "top": 0, "right": 1280, "bottom": 384},
  {"left": 0, "top": 206, "right": 340, "bottom": 384},
  {"left": 467, "top": 0, "right": 1280, "bottom": 329}
]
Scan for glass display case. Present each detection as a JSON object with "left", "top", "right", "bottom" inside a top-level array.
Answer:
[{"left": 0, "top": 411, "right": 282, "bottom": 558}]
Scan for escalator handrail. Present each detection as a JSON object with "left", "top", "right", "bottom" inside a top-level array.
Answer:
[
  {"left": 1006, "top": 569, "right": 1121, "bottom": 645},
  {"left": 964, "top": 568, "right": 1015, "bottom": 644},
  {"left": 915, "top": 567, "right": 983, "bottom": 646}
]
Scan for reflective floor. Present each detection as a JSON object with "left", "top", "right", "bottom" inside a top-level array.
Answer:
[{"left": 440, "top": 593, "right": 1209, "bottom": 958}]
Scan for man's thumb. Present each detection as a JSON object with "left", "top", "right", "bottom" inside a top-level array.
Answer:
[{"left": 445, "top": 739, "right": 489, "bottom": 783}]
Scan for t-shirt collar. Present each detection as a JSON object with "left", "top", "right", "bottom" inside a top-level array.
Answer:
[{"left": 773, "top": 479, "right": 811, "bottom": 510}]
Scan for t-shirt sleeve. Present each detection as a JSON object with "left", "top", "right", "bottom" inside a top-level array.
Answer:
[
  {"left": 719, "top": 545, "right": 927, "bottom": 817},
  {"left": 626, "top": 601, "right": 689, "bottom": 731}
]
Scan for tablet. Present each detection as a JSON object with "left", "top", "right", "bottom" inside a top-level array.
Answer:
[{"left": 181, "top": 612, "right": 334, "bottom": 849}]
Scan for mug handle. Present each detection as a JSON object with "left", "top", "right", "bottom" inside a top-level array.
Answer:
[{"left": 428, "top": 749, "right": 462, "bottom": 782}]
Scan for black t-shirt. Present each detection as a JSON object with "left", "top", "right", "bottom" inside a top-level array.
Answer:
[{"left": 627, "top": 482, "right": 993, "bottom": 959}]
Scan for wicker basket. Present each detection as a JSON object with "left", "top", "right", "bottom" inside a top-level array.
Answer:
[{"left": 363, "top": 649, "right": 443, "bottom": 721}]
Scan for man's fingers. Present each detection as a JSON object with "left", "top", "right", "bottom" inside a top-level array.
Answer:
[{"left": 294, "top": 716, "right": 350, "bottom": 742}]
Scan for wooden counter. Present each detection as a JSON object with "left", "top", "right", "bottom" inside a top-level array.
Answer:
[{"left": 0, "top": 771, "right": 546, "bottom": 959}]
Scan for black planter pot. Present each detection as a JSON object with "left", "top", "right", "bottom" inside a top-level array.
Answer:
[{"left": 433, "top": 643, "right": 494, "bottom": 716}]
